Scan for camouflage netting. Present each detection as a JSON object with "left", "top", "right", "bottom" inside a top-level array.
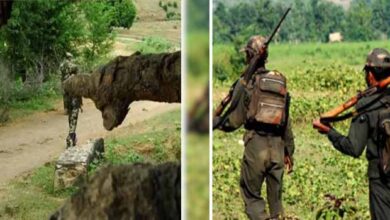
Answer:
[
  {"left": 63, "top": 51, "right": 181, "bottom": 130},
  {"left": 50, "top": 162, "right": 180, "bottom": 220}
]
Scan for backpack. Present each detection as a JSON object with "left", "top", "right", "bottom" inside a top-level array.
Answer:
[
  {"left": 246, "top": 70, "right": 288, "bottom": 129},
  {"left": 378, "top": 105, "right": 390, "bottom": 176}
]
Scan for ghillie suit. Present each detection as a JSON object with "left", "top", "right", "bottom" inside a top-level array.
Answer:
[
  {"left": 63, "top": 51, "right": 181, "bottom": 130},
  {"left": 50, "top": 162, "right": 181, "bottom": 220}
]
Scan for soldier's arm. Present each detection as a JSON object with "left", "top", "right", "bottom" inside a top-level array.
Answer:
[
  {"left": 218, "top": 81, "right": 247, "bottom": 132},
  {"left": 327, "top": 114, "right": 369, "bottom": 158},
  {"left": 283, "top": 121, "right": 295, "bottom": 156}
]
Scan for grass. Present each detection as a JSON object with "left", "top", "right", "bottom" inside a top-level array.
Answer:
[
  {"left": 213, "top": 41, "right": 388, "bottom": 219},
  {"left": 0, "top": 109, "right": 180, "bottom": 220},
  {"left": 0, "top": 163, "right": 75, "bottom": 220},
  {"left": 134, "top": 36, "right": 175, "bottom": 54},
  {"left": 0, "top": 78, "right": 62, "bottom": 125}
]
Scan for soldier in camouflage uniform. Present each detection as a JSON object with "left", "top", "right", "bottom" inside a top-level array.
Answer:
[
  {"left": 60, "top": 52, "right": 82, "bottom": 148},
  {"left": 214, "top": 36, "right": 295, "bottom": 220},
  {"left": 314, "top": 48, "right": 390, "bottom": 219},
  {"left": 61, "top": 52, "right": 78, "bottom": 115}
]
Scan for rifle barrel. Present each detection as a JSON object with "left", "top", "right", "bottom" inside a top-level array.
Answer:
[{"left": 265, "top": 7, "right": 291, "bottom": 46}]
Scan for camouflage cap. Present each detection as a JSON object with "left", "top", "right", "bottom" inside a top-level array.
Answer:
[
  {"left": 366, "top": 48, "right": 390, "bottom": 68},
  {"left": 240, "top": 35, "right": 267, "bottom": 54}
]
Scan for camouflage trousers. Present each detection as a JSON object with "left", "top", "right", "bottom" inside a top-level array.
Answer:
[
  {"left": 63, "top": 93, "right": 71, "bottom": 114},
  {"left": 66, "top": 98, "right": 80, "bottom": 148}
]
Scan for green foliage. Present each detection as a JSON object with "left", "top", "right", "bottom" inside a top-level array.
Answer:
[
  {"left": 135, "top": 36, "right": 174, "bottom": 54},
  {"left": 79, "top": 1, "right": 115, "bottom": 70},
  {"left": 214, "top": 0, "right": 390, "bottom": 44},
  {"left": 3, "top": 0, "right": 84, "bottom": 82},
  {"left": 108, "top": 0, "right": 136, "bottom": 29},
  {"left": 158, "top": 1, "right": 181, "bottom": 20},
  {"left": 0, "top": 0, "right": 137, "bottom": 122},
  {"left": 0, "top": 76, "right": 61, "bottom": 124}
]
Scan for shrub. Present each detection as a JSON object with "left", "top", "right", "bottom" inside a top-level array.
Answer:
[{"left": 135, "top": 37, "right": 174, "bottom": 54}]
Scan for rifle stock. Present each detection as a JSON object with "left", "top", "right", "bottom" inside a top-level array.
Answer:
[
  {"left": 319, "top": 75, "right": 390, "bottom": 122},
  {"left": 214, "top": 95, "right": 231, "bottom": 117}
]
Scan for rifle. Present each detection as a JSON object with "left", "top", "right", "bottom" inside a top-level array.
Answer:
[
  {"left": 242, "top": 7, "right": 291, "bottom": 85},
  {"left": 317, "top": 76, "right": 390, "bottom": 124},
  {"left": 213, "top": 79, "right": 238, "bottom": 117},
  {"left": 213, "top": 7, "right": 291, "bottom": 129}
]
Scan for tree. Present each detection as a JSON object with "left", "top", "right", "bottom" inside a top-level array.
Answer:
[
  {"left": 371, "top": 0, "right": 390, "bottom": 39},
  {"left": 343, "top": 0, "right": 376, "bottom": 41},
  {"left": 108, "top": 0, "right": 137, "bottom": 29},
  {"left": 80, "top": 1, "right": 115, "bottom": 69},
  {"left": 3, "top": 0, "right": 84, "bottom": 83}
]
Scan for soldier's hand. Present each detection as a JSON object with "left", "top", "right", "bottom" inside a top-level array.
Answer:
[
  {"left": 284, "top": 155, "right": 293, "bottom": 174},
  {"left": 313, "top": 119, "right": 331, "bottom": 134}
]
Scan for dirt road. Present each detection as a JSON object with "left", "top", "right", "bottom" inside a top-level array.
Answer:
[{"left": 0, "top": 99, "right": 180, "bottom": 185}]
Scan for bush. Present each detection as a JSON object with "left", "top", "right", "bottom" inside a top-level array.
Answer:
[
  {"left": 135, "top": 37, "right": 174, "bottom": 54},
  {"left": 158, "top": 1, "right": 181, "bottom": 20},
  {"left": 109, "top": 0, "right": 137, "bottom": 29}
]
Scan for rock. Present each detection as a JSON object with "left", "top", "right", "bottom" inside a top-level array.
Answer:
[
  {"left": 63, "top": 51, "right": 181, "bottom": 131},
  {"left": 50, "top": 162, "right": 180, "bottom": 220},
  {"left": 54, "top": 138, "right": 104, "bottom": 190}
]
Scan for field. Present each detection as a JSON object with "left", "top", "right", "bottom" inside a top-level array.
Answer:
[{"left": 213, "top": 41, "right": 389, "bottom": 219}]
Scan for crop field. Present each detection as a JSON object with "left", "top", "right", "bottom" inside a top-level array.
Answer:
[{"left": 213, "top": 41, "right": 389, "bottom": 219}]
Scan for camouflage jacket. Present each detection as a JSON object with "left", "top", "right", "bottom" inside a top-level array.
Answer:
[{"left": 60, "top": 59, "right": 78, "bottom": 82}]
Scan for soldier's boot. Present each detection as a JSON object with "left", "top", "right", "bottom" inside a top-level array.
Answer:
[{"left": 66, "top": 133, "right": 77, "bottom": 148}]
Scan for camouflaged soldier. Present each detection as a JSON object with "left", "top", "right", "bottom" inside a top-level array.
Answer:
[
  {"left": 314, "top": 48, "right": 390, "bottom": 219},
  {"left": 60, "top": 52, "right": 79, "bottom": 114},
  {"left": 60, "top": 52, "right": 82, "bottom": 148},
  {"left": 214, "top": 36, "right": 295, "bottom": 220}
]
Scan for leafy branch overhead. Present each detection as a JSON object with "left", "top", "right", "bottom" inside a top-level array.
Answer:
[{"left": 0, "top": 0, "right": 136, "bottom": 122}]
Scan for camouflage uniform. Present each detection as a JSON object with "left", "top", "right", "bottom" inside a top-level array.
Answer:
[
  {"left": 215, "top": 36, "right": 295, "bottom": 220},
  {"left": 60, "top": 55, "right": 78, "bottom": 114},
  {"left": 60, "top": 54, "right": 82, "bottom": 148}
]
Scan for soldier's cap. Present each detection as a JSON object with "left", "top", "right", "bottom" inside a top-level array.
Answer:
[
  {"left": 240, "top": 35, "right": 267, "bottom": 54},
  {"left": 365, "top": 48, "right": 390, "bottom": 69}
]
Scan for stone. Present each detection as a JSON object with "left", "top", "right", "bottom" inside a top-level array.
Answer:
[{"left": 54, "top": 138, "right": 104, "bottom": 190}]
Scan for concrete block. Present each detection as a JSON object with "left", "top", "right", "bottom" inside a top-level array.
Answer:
[{"left": 54, "top": 138, "right": 104, "bottom": 190}]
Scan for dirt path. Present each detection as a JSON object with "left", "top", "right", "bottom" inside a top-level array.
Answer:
[{"left": 0, "top": 99, "right": 180, "bottom": 185}]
